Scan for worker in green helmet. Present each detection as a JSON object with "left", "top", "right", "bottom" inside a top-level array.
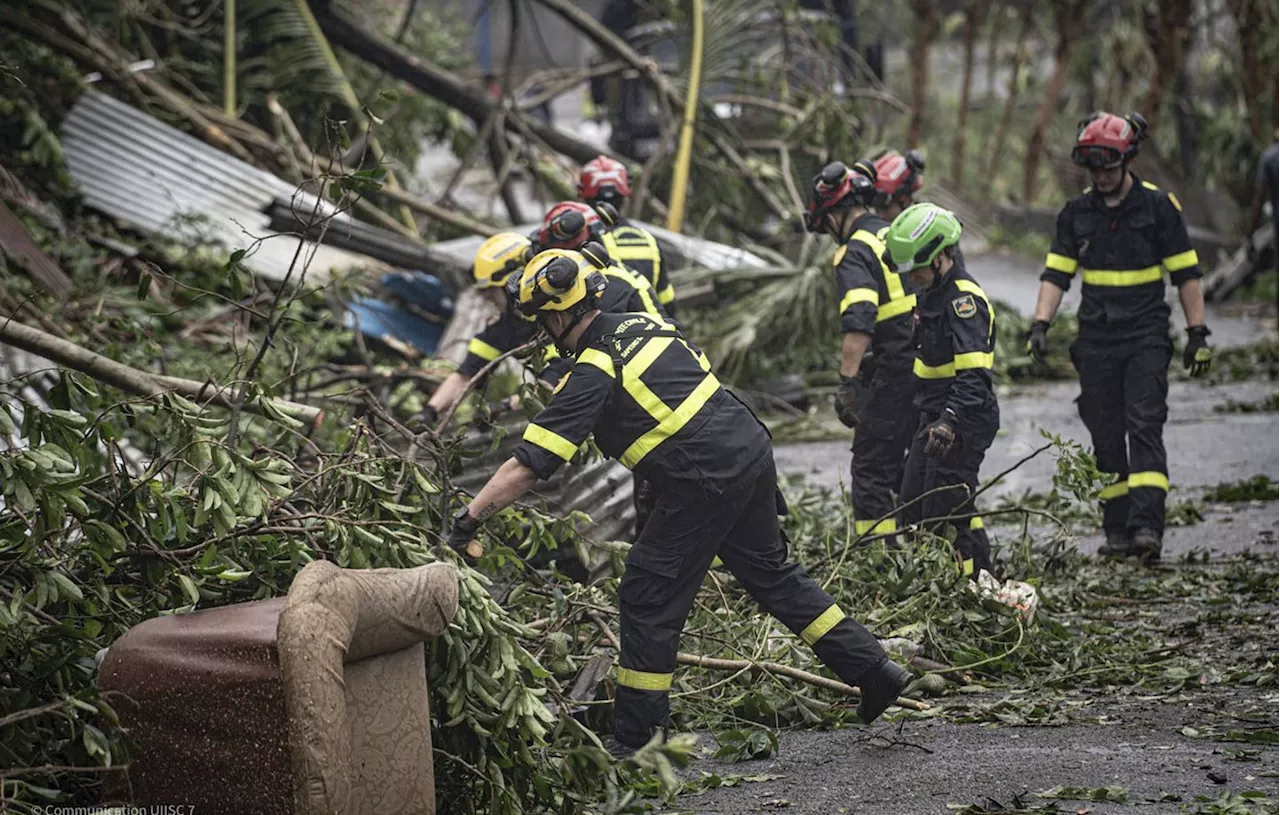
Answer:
[{"left": 884, "top": 204, "right": 998, "bottom": 578}]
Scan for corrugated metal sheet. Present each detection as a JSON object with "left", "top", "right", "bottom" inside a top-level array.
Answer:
[{"left": 60, "top": 92, "right": 391, "bottom": 282}]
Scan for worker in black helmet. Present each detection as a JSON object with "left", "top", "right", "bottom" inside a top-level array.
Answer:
[
  {"left": 805, "top": 159, "right": 918, "bottom": 546},
  {"left": 445, "top": 250, "right": 912, "bottom": 759},
  {"left": 1027, "top": 111, "right": 1212, "bottom": 563}
]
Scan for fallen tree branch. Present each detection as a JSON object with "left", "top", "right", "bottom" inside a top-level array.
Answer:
[
  {"left": 674, "top": 652, "right": 929, "bottom": 711},
  {"left": 0, "top": 318, "right": 323, "bottom": 427}
]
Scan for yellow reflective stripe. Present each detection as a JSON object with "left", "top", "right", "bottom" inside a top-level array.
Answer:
[
  {"left": 1162, "top": 249, "right": 1199, "bottom": 272},
  {"left": 1082, "top": 266, "right": 1163, "bottom": 286},
  {"left": 523, "top": 424, "right": 578, "bottom": 462},
  {"left": 952, "top": 278, "right": 995, "bottom": 343},
  {"left": 657, "top": 284, "right": 676, "bottom": 305},
  {"left": 877, "top": 293, "right": 916, "bottom": 322},
  {"left": 832, "top": 244, "right": 848, "bottom": 266},
  {"left": 605, "top": 267, "right": 661, "bottom": 317},
  {"left": 800, "top": 604, "right": 846, "bottom": 645},
  {"left": 961, "top": 558, "right": 975, "bottom": 576},
  {"left": 711, "top": 555, "right": 723, "bottom": 568},
  {"left": 969, "top": 516, "right": 984, "bottom": 530},
  {"left": 839, "top": 287, "right": 879, "bottom": 314},
  {"left": 954, "top": 351, "right": 994, "bottom": 371},
  {"left": 1129, "top": 471, "right": 1169, "bottom": 492},
  {"left": 1045, "top": 253, "right": 1079, "bottom": 274},
  {"left": 914, "top": 358, "right": 955, "bottom": 379},
  {"left": 577, "top": 348, "right": 616, "bottom": 378},
  {"left": 620, "top": 374, "right": 719, "bottom": 468},
  {"left": 854, "top": 518, "right": 897, "bottom": 535},
  {"left": 616, "top": 668, "right": 673, "bottom": 691},
  {"left": 1098, "top": 481, "right": 1129, "bottom": 501},
  {"left": 852, "top": 228, "right": 913, "bottom": 312},
  {"left": 467, "top": 338, "right": 502, "bottom": 361},
  {"left": 1141, "top": 180, "right": 1160, "bottom": 191}
]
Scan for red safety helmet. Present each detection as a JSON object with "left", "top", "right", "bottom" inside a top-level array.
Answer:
[
  {"left": 1072, "top": 111, "right": 1149, "bottom": 169},
  {"left": 578, "top": 155, "right": 632, "bottom": 205},
  {"left": 803, "top": 159, "right": 877, "bottom": 234},
  {"left": 873, "top": 149, "right": 925, "bottom": 207},
  {"left": 538, "top": 201, "right": 603, "bottom": 250}
]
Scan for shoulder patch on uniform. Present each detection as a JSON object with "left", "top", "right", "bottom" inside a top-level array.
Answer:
[
  {"left": 952, "top": 294, "right": 977, "bottom": 319},
  {"left": 1167, "top": 191, "right": 1182, "bottom": 212}
]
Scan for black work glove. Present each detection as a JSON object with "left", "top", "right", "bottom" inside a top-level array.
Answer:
[
  {"left": 1026, "top": 320, "right": 1050, "bottom": 364},
  {"left": 923, "top": 412, "right": 957, "bottom": 458},
  {"left": 834, "top": 376, "right": 868, "bottom": 429},
  {"left": 416, "top": 404, "right": 440, "bottom": 428},
  {"left": 446, "top": 507, "right": 483, "bottom": 565},
  {"left": 1183, "top": 325, "right": 1213, "bottom": 377}
]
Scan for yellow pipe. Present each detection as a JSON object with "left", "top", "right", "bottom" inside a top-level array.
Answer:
[
  {"left": 666, "top": 0, "right": 704, "bottom": 233},
  {"left": 223, "top": 0, "right": 236, "bottom": 116}
]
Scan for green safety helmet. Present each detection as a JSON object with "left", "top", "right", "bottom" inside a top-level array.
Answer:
[{"left": 884, "top": 203, "right": 962, "bottom": 273}]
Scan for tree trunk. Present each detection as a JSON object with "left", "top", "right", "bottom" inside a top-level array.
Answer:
[
  {"left": 310, "top": 4, "right": 604, "bottom": 164},
  {"left": 984, "top": 1, "right": 1033, "bottom": 198},
  {"left": 1139, "top": 0, "right": 1193, "bottom": 133},
  {"left": 1021, "top": 0, "right": 1085, "bottom": 204},
  {"left": 982, "top": 3, "right": 1004, "bottom": 145},
  {"left": 952, "top": 0, "right": 990, "bottom": 189},
  {"left": 1224, "top": 0, "right": 1278, "bottom": 144},
  {"left": 907, "top": 0, "right": 938, "bottom": 149}
]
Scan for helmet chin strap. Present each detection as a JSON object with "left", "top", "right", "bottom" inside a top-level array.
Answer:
[{"left": 543, "top": 309, "right": 590, "bottom": 355}]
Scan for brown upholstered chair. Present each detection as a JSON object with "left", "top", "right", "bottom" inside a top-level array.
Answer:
[{"left": 98, "top": 561, "right": 458, "bottom": 815}]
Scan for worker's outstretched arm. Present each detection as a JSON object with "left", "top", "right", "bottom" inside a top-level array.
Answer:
[
  {"left": 426, "top": 372, "right": 468, "bottom": 415},
  {"left": 840, "top": 331, "right": 872, "bottom": 378},
  {"left": 1177, "top": 279, "right": 1206, "bottom": 328},
  {"left": 465, "top": 457, "right": 538, "bottom": 522}
]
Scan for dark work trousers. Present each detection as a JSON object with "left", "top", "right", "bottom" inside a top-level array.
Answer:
[
  {"left": 613, "top": 451, "right": 888, "bottom": 747},
  {"left": 632, "top": 475, "right": 658, "bottom": 540},
  {"left": 900, "top": 414, "right": 995, "bottom": 577},
  {"left": 1070, "top": 337, "right": 1173, "bottom": 534},
  {"left": 850, "top": 368, "right": 918, "bottom": 543}
]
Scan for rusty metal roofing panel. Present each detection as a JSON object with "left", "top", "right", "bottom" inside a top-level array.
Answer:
[{"left": 60, "top": 91, "right": 390, "bottom": 282}]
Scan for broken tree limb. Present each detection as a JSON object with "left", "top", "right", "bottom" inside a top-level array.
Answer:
[
  {"left": 0, "top": 318, "right": 323, "bottom": 427},
  {"left": 674, "top": 652, "right": 929, "bottom": 712},
  {"left": 530, "top": 0, "right": 792, "bottom": 222},
  {"left": 311, "top": 4, "right": 605, "bottom": 165}
]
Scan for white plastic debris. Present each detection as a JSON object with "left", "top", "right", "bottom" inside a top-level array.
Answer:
[{"left": 971, "top": 570, "right": 1041, "bottom": 623}]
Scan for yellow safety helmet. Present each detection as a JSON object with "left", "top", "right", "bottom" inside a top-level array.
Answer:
[
  {"left": 472, "top": 232, "right": 532, "bottom": 289},
  {"left": 509, "top": 248, "right": 607, "bottom": 321}
]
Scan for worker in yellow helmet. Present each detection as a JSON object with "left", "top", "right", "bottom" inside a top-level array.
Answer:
[{"left": 445, "top": 252, "right": 911, "bottom": 759}]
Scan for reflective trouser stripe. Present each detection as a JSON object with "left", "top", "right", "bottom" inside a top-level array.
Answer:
[
  {"left": 1082, "top": 266, "right": 1163, "bottom": 286},
  {"left": 1098, "top": 480, "right": 1129, "bottom": 501},
  {"left": 961, "top": 558, "right": 975, "bottom": 576},
  {"left": 854, "top": 518, "right": 897, "bottom": 535},
  {"left": 1129, "top": 471, "right": 1169, "bottom": 491},
  {"left": 800, "top": 604, "right": 846, "bottom": 646},
  {"left": 616, "top": 668, "right": 673, "bottom": 691}
]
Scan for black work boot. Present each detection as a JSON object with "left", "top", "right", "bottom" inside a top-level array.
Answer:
[
  {"left": 856, "top": 659, "right": 913, "bottom": 724},
  {"left": 606, "top": 738, "right": 641, "bottom": 761},
  {"left": 1131, "top": 528, "right": 1163, "bottom": 563},
  {"left": 1098, "top": 531, "right": 1133, "bottom": 558}
]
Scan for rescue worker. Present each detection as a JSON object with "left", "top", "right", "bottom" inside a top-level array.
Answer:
[
  {"left": 419, "top": 231, "right": 665, "bottom": 427},
  {"left": 1027, "top": 112, "right": 1212, "bottom": 563},
  {"left": 886, "top": 204, "right": 997, "bottom": 578},
  {"left": 804, "top": 159, "right": 918, "bottom": 543},
  {"left": 578, "top": 156, "right": 677, "bottom": 314},
  {"left": 445, "top": 252, "right": 912, "bottom": 758},
  {"left": 872, "top": 149, "right": 927, "bottom": 221}
]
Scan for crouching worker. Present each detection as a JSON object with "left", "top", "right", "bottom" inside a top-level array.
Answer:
[
  {"left": 885, "top": 204, "right": 998, "bottom": 578},
  {"left": 445, "top": 251, "right": 912, "bottom": 758}
]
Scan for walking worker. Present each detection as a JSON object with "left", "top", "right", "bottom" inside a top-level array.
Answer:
[
  {"left": 578, "top": 155, "right": 677, "bottom": 314},
  {"left": 1027, "top": 111, "right": 1212, "bottom": 562},
  {"left": 885, "top": 204, "right": 997, "bottom": 578},
  {"left": 445, "top": 251, "right": 912, "bottom": 758},
  {"left": 804, "top": 159, "right": 918, "bottom": 542}
]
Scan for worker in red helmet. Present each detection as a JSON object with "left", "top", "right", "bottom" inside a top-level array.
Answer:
[
  {"left": 872, "top": 149, "right": 926, "bottom": 221},
  {"left": 805, "top": 159, "right": 918, "bottom": 547},
  {"left": 1028, "top": 111, "right": 1212, "bottom": 564},
  {"left": 578, "top": 155, "right": 677, "bottom": 315}
]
